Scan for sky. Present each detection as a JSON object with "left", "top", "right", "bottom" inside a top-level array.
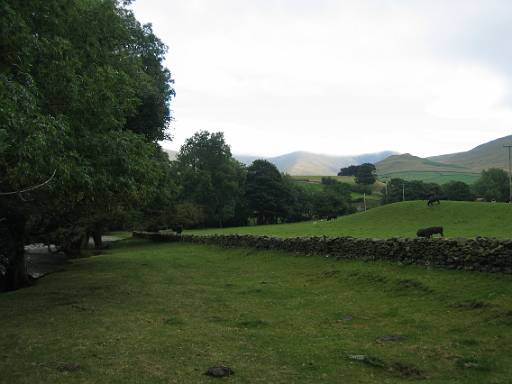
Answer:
[{"left": 131, "top": 0, "right": 512, "bottom": 158}]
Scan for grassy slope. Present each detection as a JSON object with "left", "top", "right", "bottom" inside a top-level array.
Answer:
[
  {"left": 375, "top": 154, "right": 479, "bottom": 184},
  {"left": 379, "top": 171, "right": 480, "bottom": 185},
  {"left": 192, "top": 201, "right": 512, "bottom": 239},
  {"left": 2, "top": 239, "right": 512, "bottom": 383},
  {"left": 429, "top": 134, "right": 512, "bottom": 171}
]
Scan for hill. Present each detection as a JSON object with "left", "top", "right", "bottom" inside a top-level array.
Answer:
[
  {"left": 428, "top": 134, "right": 512, "bottom": 171},
  {"left": 375, "top": 153, "right": 480, "bottom": 184},
  {"left": 234, "top": 150, "right": 396, "bottom": 175},
  {"left": 191, "top": 200, "right": 512, "bottom": 239}
]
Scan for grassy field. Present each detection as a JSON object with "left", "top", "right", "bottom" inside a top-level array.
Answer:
[
  {"left": 191, "top": 200, "right": 512, "bottom": 239},
  {"left": 2, "top": 239, "right": 512, "bottom": 383},
  {"left": 378, "top": 171, "right": 480, "bottom": 185}
]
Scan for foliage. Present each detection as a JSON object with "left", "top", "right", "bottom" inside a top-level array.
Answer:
[
  {"left": 0, "top": 0, "right": 175, "bottom": 288},
  {"left": 174, "top": 131, "right": 246, "bottom": 227},
  {"left": 245, "top": 160, "right": 292, "bottom": 224},
  {"left": 442, "top": 181, "right": 474, "bottom": 201},
  {"left": 473, "top": 168, "right": 509, "bottom": 202},
  {"left": 382, "top": 178, "right": 442, "bottom": 204},
  {"left": 355, "top": 163, "right": 376, "bottom": 185},
  {"left": 338, "top": 165, "right": 360, "bottom": 176}
]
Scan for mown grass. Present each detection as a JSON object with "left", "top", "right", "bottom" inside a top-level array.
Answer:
[
  {"left": 192, "top": 200, "right": 512, "bottom": 239},
  {"left": 2, "top": 239, "right": 512, "bottom": 383}
]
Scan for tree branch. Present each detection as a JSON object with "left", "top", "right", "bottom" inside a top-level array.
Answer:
[{"left": 0, "top": 169, "right": 57, "bottom": 196}]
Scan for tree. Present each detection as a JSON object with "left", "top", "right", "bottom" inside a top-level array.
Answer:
[
  {"left": 174, "top": 131, "right": 246, "bottom": 227},
  {"left": 338, "top": 165, "right": 359, "bottom": 176},
  {"left": 355, "top": 163, "right": 376, "bottom": 185},
  {"left": 442, "top": 181, "right": 473, "bottom": 201},
  {"left": 245, "top": 160, "right": 292, "bottom": 224},
  {"left": 0, "top": 0, "right": 175, "bottom": 289},
  {"left": 473, "top": 168, "right": 509, "bottom": 202},
  {"left": 313, "top": 179, "right": 351, "bottom": 218}
]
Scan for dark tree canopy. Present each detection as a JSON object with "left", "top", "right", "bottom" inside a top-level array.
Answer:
[
  {"left": 245, "top": 160, "right": 292, "bottom": 225},
  {"left": 174, "top": 131, "right": 246, "bottom": 227},
  {"left": 355, "top": 163, "right": 376, "bottom": 185},
  {"left": 473, "top": 168, "right": 509, "bottom": 202},
  {"left": 0, "top": 0, "right": 175, "bottom": 289},
  {"left": 442, "top": 181, "right": 473, "bottom": 201}
]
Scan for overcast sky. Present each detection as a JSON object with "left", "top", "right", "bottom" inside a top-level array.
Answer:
[{"left": 131, "top": 0, "right": 512, "bottom": 157}]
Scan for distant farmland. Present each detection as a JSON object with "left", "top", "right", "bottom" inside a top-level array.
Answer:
[{"left": 378, "top": 171, "right": 480, "bottom": 184}]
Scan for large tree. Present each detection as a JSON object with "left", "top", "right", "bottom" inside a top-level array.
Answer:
[
  {"left": 0, "top": 0, "right": 175, "bottom": 290},
  {"left": 473, "top": 168, "right": 509, "bottom": 202},
  {"left": 174, "top": 131, "right": 246, "bottom": 228},
  {"left": 245, "top": 160, "right": 292, "bottom": 224}
]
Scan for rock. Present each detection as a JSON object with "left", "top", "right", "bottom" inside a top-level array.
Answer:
[
  {"left": 205, "top": 366, "right": 234, "bottom": 377},
  {"left": 348, "top": 354, "right": 386, "bottom": 368},
  {"left": 57, "top": 363, "right": 81, "bottom": 372},
  {"left": 376, "top": 335, "right": 407, "bottom": 342}
]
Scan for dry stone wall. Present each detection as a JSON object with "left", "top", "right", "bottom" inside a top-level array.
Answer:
[{"left": 133, "top": 232, "right": 512, "bottom": 274}]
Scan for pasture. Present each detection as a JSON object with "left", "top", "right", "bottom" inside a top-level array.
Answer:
[
  {"left": 378, "top": 171, "right": 480, "bottom": 185},
  {"left": 1, "top": 239, "right": 512, "bottom": 383},
  {"left": 191, "top": 200, "right": 512, "bottom": 239}
]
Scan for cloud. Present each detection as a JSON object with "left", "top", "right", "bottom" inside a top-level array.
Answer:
[{"left": 131, "top": 0, "right": 512, "bottom": 158}]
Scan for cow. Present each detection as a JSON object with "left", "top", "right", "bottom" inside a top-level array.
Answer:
[
  {"left": 427, "top": 196, "right": 440, "bottom": 206},
  {"left": 416, "top": 226, "right": 444, "bottom": 238}
]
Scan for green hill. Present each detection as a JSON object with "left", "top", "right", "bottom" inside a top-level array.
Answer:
[
  {"left": 374, "top": 135, "right": 512, "bottom": 184},
  {"left": 192, "top": 200, "right": 512, "bottom": 239},
  {"left": 375, "top": 154, "right": 479, "bottom": 184},
  {"left": 429, "top": 134, "right": 512, "bottom": 171}
]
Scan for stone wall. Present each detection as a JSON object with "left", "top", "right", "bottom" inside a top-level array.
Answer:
[{"left": 133, "top": 232, "right": 512, "bottom": 274}]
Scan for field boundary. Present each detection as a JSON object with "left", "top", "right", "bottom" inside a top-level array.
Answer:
[{"left": 133, "top": 232, "right": 512, "bottom": 274}]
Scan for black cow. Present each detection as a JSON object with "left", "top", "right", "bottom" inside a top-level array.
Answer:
[
  {"left": 416, "top": 226, "right": 444, "bottom": 238},
  {"left": 326, "top": 215, "right": 337, "bottom": 221},
  {"left": 427, "top": 196, "right": 440, "bottom": 206}
]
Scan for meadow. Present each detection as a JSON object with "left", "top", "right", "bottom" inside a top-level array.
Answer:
[
  {"left": 2, "top": 239, "right": 512, "bottom": 383},
  {"left": 378, "top": 171, "right": 480, "bottom": 185},
  {"left": 191, "top": 200, "right": 512, "bottom": 239}
]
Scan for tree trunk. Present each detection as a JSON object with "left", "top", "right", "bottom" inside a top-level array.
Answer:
[
  {"left": 3, "top": 210, "right": 29, "bottom": 291},
  {"left": 92, "top": 225, "right": 103, "bottom": 249}
]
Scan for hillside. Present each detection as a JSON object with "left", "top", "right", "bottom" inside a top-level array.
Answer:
[
  {"left": 235, "top": 150, "right": 396, "bottom": 175},
  {"left": 192, "top": 200, "right": 512, "bottom": 239},
  {"left": 376, "top": 153, "right": 469, "bottom": 174},
  {"left": 375, "top": 153, "right": 480, "bottom": 184},
  {"left": 429, "top": 134, "right": 512, "bottom": 171}
]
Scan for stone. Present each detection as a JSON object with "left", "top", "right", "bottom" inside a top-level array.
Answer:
[
  {"left": 205, "top": 366, "right": 234, "bottom": 377},
  {"left": 376, "top": 335, "right": 407, "bottom": 342}
]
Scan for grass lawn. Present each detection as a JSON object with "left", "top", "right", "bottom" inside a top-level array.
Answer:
[
  {"left": 191, "top": 200, "right": 512, "bottom": 239},
  {"left": 1, "top": 239, "right": 512, "bottom": 383}
]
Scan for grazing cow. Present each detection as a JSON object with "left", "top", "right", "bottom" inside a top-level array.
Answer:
[
  {"left": 427, "top": 196, "right": 440, "bottom": 206},
  {"left": 416, "top": 226, "right": 444, "bottom": 238},
  {"left": 326, "top": 215, "right": 337, "bottom": 221}
]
